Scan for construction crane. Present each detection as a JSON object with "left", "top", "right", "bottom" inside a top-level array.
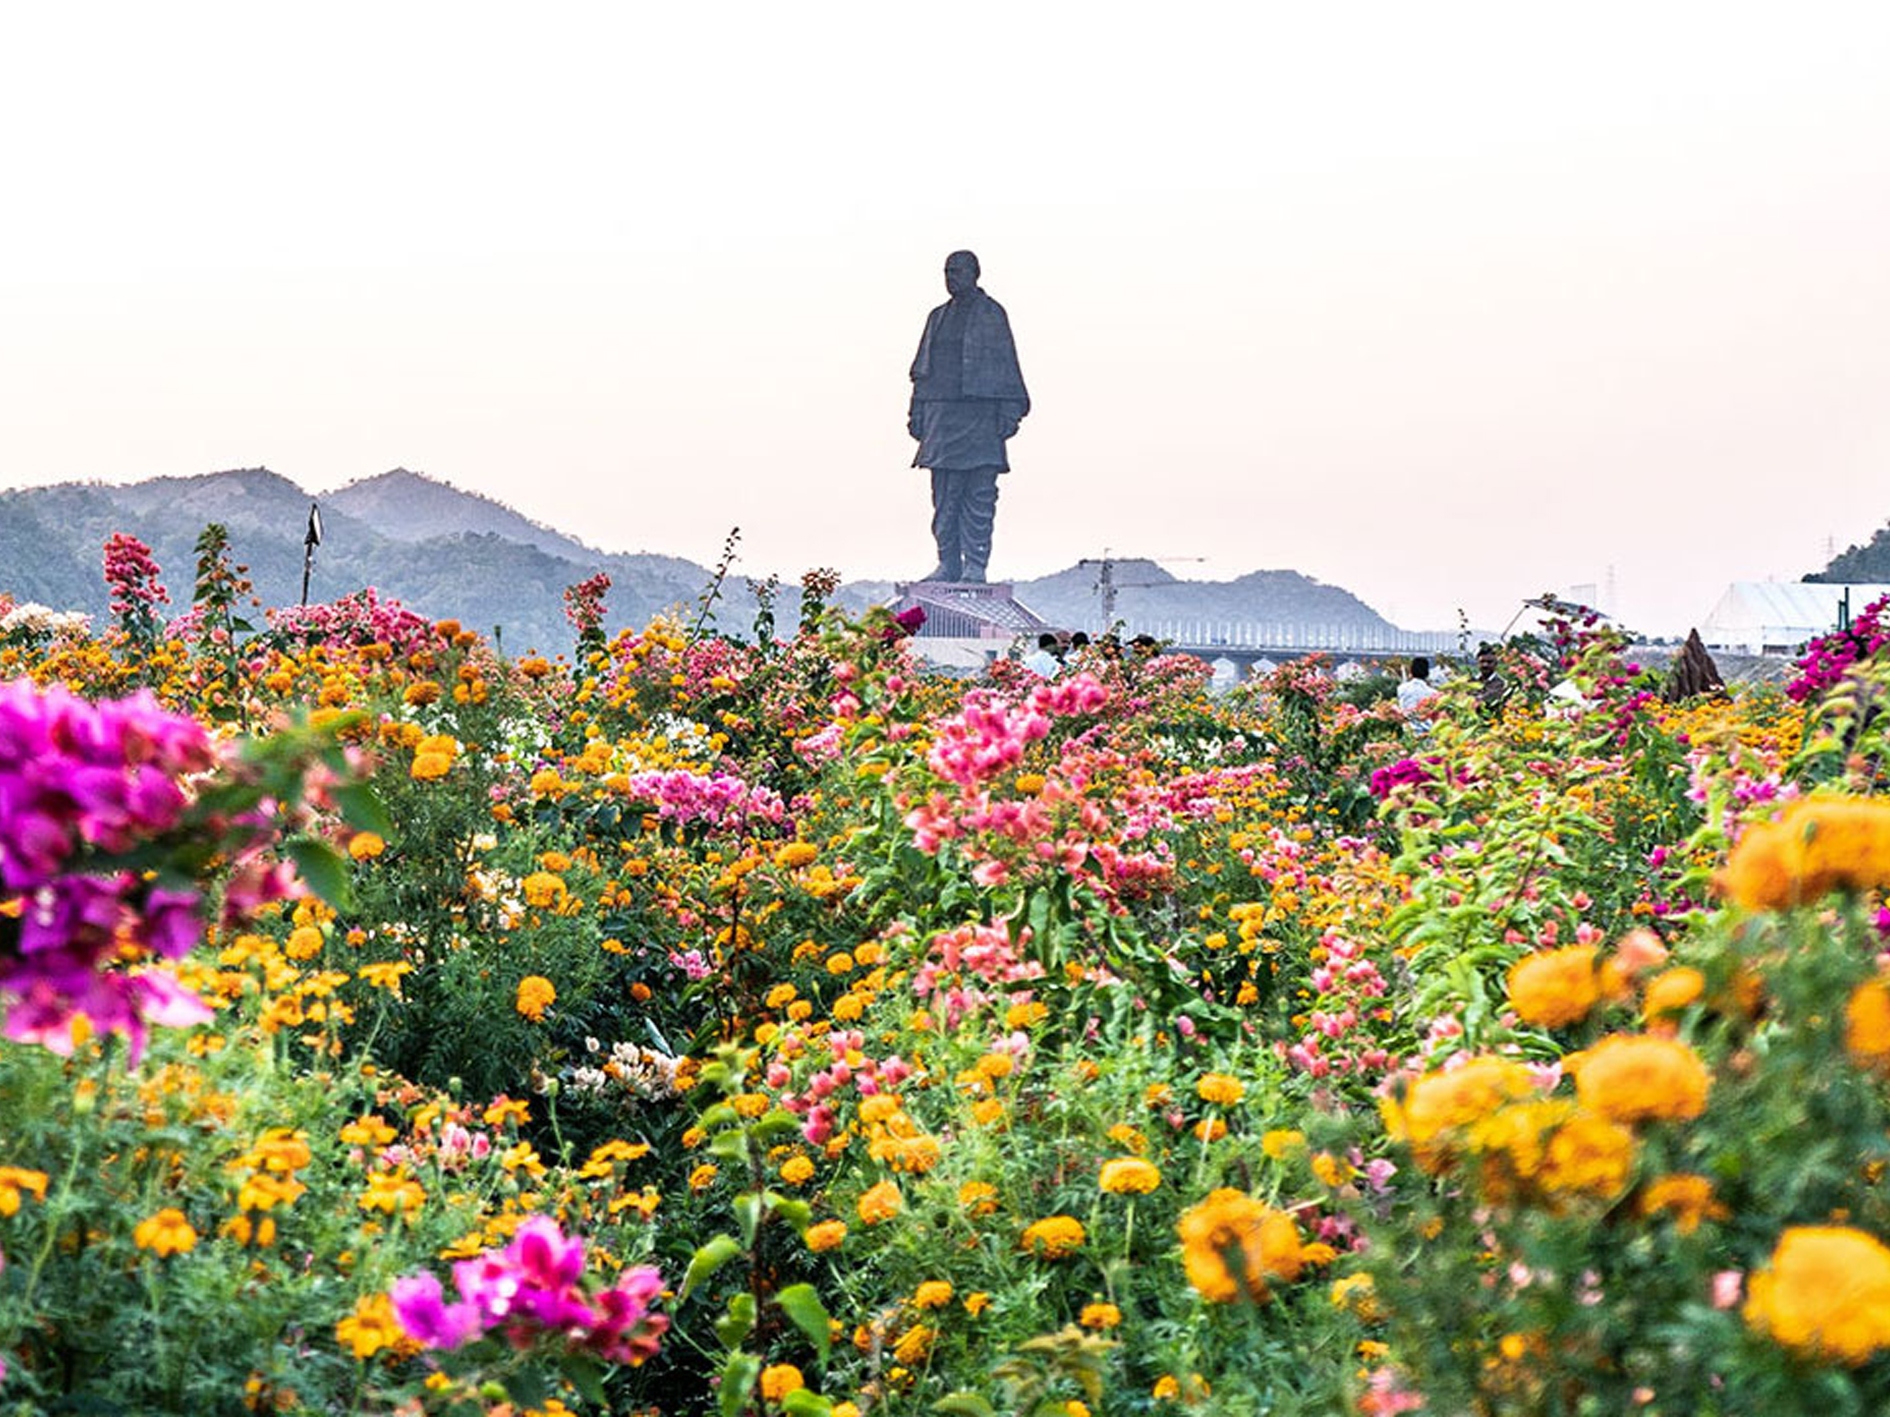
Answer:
[{"left": 1077, "top": 550, "right": 1206, "bottom": 627}]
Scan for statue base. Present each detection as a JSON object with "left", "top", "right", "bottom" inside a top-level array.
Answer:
[{"left": 892, "top": 580, "right": 1053, "bottom": 640}]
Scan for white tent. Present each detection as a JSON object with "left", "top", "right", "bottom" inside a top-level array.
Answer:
[{"left": 1698, "top": 582, "right": 1890, "bottom": 654}]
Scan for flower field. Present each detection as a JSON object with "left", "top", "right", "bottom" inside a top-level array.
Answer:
[{"left": 5, "top": 540, "right": 1890, "bottom": 1415}]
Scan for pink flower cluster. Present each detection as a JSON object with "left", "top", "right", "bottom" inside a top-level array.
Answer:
[
  {"left": 1278, "top": 929, "right": 1393, "bottom": 1079},
  {"left": 263, "top": 588, "right": 434, "bottom": 654},
  {"left": 622, "top": 769, "right": 785, "bottom": 829},
  {"left": 910, "top": 922, "right": 1045, "bottom": 1029},
  {"left": 0, "top": 681, "right": 216, "bottom": 1059},
  {"left": 925, "top": 674, "right": 1107, "bottom": 789},
  {"left": 563, "top": 572, "right": 611, "bottom": 640},
  {"left": 1787, "top": 594, "right": 1890, "bottom": 703},
  {"left": 102, "top": 533, "right": 170, "bottom": 621},
  {"left": 777, "top": 1028, "right": 919, "bottom": 1146},
  {"left": 391, "top": 1216, "right": 667, "bottom": 1364}
]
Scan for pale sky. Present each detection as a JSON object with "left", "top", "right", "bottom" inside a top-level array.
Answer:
[{"left": 3, "top": 2, "right": 1887, "bottom": 634}]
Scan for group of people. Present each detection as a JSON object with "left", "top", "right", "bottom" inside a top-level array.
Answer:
[{"left": 1019, "top": 630, "right": 1161, "bottom": 678}]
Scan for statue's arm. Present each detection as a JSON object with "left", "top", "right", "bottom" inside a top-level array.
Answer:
[
  {"left": 998, "top": 400, "right": 1026, "bottom": 439},
  {"left": 908, "top": 390, "right": 923, "bottom": 441}
]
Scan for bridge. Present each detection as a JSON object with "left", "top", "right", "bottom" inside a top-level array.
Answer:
[{"left": 1080, "top": 619, "right": 1465, "bottom": 671}]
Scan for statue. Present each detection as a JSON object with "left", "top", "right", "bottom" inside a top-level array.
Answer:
[{"left": 908, "top": 250, "right": 1029, "bottom": 583}]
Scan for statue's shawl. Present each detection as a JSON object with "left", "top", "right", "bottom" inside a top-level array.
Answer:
[{"left": 910, "top": 291, "right": 1030, "bottom": 410}]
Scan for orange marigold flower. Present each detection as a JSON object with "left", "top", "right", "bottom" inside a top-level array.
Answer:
[
  {"left": 1178, "top": 1188, "right": 1301, "bottom": 1302},
  {"left": 914, "top": 1280, "right": 953, "bottom": 1308},
  {"left": 760, "top": 1364, "right": 804, "bottom": 1402},
  {"left": 133, "top": 1207, "right": 198, "bottom": 1256},
  {"left": 514, "top": 975, "right": 556, "bottom": 1022},
  {"left": 521, "top": 872, "right": 566, "bottom": 910},
  {"left": 0, "top": 1167, "right": 50, "bottom": 1215},
  {"left": 1847, "top": 980, "right": 1890, "bottom": 1069},
  {"left": 1640, "top": 1173, "right": 1729, "bottom": 1234},
  {"left": 347, "top": 832, "right": 385, "bottom": 861},
  {"left": 1261, "top": 1128, "right": 1305, "bottom": 1159},
  {"left": 1195, "top": 1073, "right": 1245, "bottom": 1106},
  {"left": 1569, "top": 1034, "right": 1710, "bottom": 1124},
  {"left": 1099, "top": 1157, "right": 1161, "bottom": 1195},
  {"left": 959, "top": 1181, "right": 999, "bottom": 1215},
  {"left": 1746, "top": 1226, "right": 1890, "bottom": 1364},
  {"left": 857, "top": 1181, "right": 902, "bottom": 1225},
  {"left": 1080, "top": 1301, "right": 1122, "bottom": 1329},
  {"left": 780, "top": 1155, "right": 816, "bottom": 1186},
  {"left": 1383, "top": 1057, "right": 1538, "bottom": 1170},
  {"left": 1643, "top": 966, "right": 1705, "bottom": 1022},
  {"left": 805, "top": 1219, "right": 847, "bottom": 1251},
  {"left": 359, "top": 1171, "right": 426, "bottom": 1215},
  {"left": 1506, "top": 945, "right": 1600, "bottom": 1029},
  {"left": 1719, "top": 797, "right": 1890, "bottom": 911},
  {"left": 1020, "top": 1214, "right": 1086, "bottom": 1259},
  {"left": 1536, "top": 1110, "right": 1636, "bottom": 1199}
]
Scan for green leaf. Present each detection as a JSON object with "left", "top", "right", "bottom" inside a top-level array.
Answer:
[
  {"left": 751, "top": 1109, "right": 801, "bottom": 1141},
  {"left": 933, "top": 1395, "right": 998, "bottom": 1417},
  {"left": 502, "top": 1365, "right": 551, "bottom": 1409},
  {"left": 775, "top": 1282, "right": 831, "bottom": 1362},
  {"left": 709, "top": 1128, "right": 749, "bottom": 1162},
  {"left": 716, "top": 1291, "right": 756, "bottom": 1347},
  {"left": 334, "top": 781, "right": 394, "bottom": 836},
  {"left": 680, "top": 1234, "right": 742, "bottom": 1301},
  {"left": 286, "top": 837, "right": 353, "bottom": 912},
  {"left": 561, "top": 1354, "right": 608, "bottom": 1406},
  {"left": 768, "top": 1193, "right": 811, "bottom": 1231},
  {"left": 781, "top": 1393, "right": 833, "bottom": 1417},
  {"left": 735, "top": 1191, "right": 763, "bottom": 1248},
  {"left": 719, "top": 1352, "right": 762, "bottom": 1417}
]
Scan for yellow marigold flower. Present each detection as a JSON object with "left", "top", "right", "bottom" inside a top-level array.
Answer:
[
  {"left": 760, "top": 1364, "right": 804, "bottom": 1402},
  {"left": 1383, "top": 1057, "right": 1537, "bottom": 1170},
  {"left": 339, "top": 1114, "right": 396, "bottom": 1147},
  {"left": 0, "top": 1167, "right": 49, "bottom": 1216},
  {"left": 1746, "top": 1225, "right": 1890, "bottom": 1364},
  {"left": 977, "top": 1051, "right": 1015, "bottom": 1080},
  {"left": 833, "top": 1405, "right": 862, "bottom": 1417},
  {"left": 514, "top": 975, "right": 556, "bottom": 1022},
  {"left": 1020, "top": 1214, "right": 1086, "bottom": 1259},
  {"left": 1192, "top": 1118, "right": 1227, "bottom": 1143},
  {"left": 1311, "top": 1152, "right": 1354, "bottom": 1188},
  {"left": 1640, "top": 1173, "right": 1729, "bottom": 1234},
  {"left": 336, "top": 1292, "right": 403, "bottom": 1360},
  {"left": 1569, "top": 1034, "right": 1710, "bottom": 1124},
  {"left": 1643, "top": 965, "right": 1705, "bottom": 1022},
  {"left": 358, "top": 961, "right": 413, "bottom": 993},
  {"left": 858, "top": 1180, "right": 902, "bottom": 1225},
  {"left": 805, "top": 1219, "right": 847, "bottom": 1251},
  {"left": 285, "top": 925, "right": 324, "bottom": 960},
  {"left": 972, "top": 1098, "right": 1006, "bottom": 1127},
  {"left": 893, "top": 1323, "right": 935, "bottom": 1364},
  {"left": 410, "top": 750, "right": 454, "bottom": 781},
  {"left": 1330, "top": 1272, "right": 1382, "bottom": 1320},
  {"left": 1506, "top": 945, "right": 1600, "bottom": 1028},
  {"left": 780, "top": 1155, "right": 816, "bottom": 1186},
  {"left": 1006, "top": 1000, "right": 1048, "bottom": 1029},
  {"left": 766, "top": 983, "right": 799, "bottom": 1010},
  {"left": 826, "top": 952, "right": 855, "bottom": 976},
  {"left": 1099, "top": 1157, "right": 1161, "bottom": 1195},
  {"left": 1177, "top": 1188, "right": 1300, "bottom": 1302},
  {"left": 1080, "top": 1301, "right": 1122, "bottom": 1329},
  {"left": 964, "top": 1292, "right": 991, "bottom": 1315},
  {"left": 1720, "top": 797, "right": 1890, "bottom": 911},
  {"left": 774, "top": 842, "right": 818, "bottom": 869},
  {"left": 132, "top": 1207, "right": 198, "bottom": 1256},
  {"left": 1195, "top": 1072, "right": 1245, "bottom": 1106},
  {"left": 1261, "top": 1128, "right": 1305, "bottom": 1160},
  {"left": 914, "top": 1280, "right": 953, "bottom": 1308},
  {"left": 959, "top": 1181, "right": 999, "bottom": 1215},
  {"left": 859, "top": 1094, "right": 899, "bottom": 1124},
  {"left": 1153, "top": 1376, "right": 1181, "bottom": 1400},
  {"left": 1537, "top": 1111, "right": 1635, "bottom": 1198},
  {"left": 731, "top": 1091, "right": 770, "bottom": 1118},
  {"left": 1108, "top": 1123, "right": 1148, "bottom": 1154},
  {"left": 521, "top": 872, "right": 566, "bottom": 909},
  {"left": 689, "top": 1163, "right": 718, "bottom": 1192},
  {"left": 347, "top": 832, "right": 385, "bottom": 861},
  {"left": 484, "top": 1097, "right": 530, "bottom": 1127},
  {"left": 403, "top": 680, "right": 442, "bottom": 706},
  {"left": 1847, "top": 980, "right": 1890, "bottom": 1069},
  {"left": 1144, "top": 1083, "right": 1173, "bottom": 1107},
  {"left": 529, "top": 768, "right": 566, "bottom": 796},
  {"left": 359, "top": 1171, "right": 426, "bottom": 1215}
]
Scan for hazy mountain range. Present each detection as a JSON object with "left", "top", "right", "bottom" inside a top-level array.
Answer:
[{"left": 1, "top": 467, "right": 1398, "bottom": 649}]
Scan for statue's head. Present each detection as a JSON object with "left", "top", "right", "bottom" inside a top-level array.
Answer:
[{"left": 944, "top": 250, "right": 981, "bottom": 298}]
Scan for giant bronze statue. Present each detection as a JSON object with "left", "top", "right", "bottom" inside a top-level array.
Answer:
[{"left": 908, "top": 250, "right": 1029, "bottom": 583}]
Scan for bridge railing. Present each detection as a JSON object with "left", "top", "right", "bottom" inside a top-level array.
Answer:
[{"left": 1073, "top": 619, "right": 1462, "bottom": 655}]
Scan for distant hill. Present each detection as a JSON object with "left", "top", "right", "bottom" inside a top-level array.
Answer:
[
  {"left": 839, "top": 558, "right": 1391, "bottom": 632},
  {"left": 0, "top": 468, "right": 744, "bottom": 652},
  {"left": 1, "top": 467, "right": 1398, "bottom": 650},
  {"left": 1813, "top": 523, "right": 1890, "bottom": 583}
]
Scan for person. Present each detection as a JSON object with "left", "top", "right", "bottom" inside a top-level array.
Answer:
[
  {"left": 1476, "top": 643, "right": 1512, "bottom": 715},
  {"left": 908, "top": 250, "right": 1029, "bottom": 583},
  {"left": 1397, "top": 656, "right": 1440, "bottom": 714},
  {"left": 1022, "top": 632, "right": 1060, "bottom": 678},
  {"left": 1130, "top": 634, "right": 1160, "bottom": 661}
]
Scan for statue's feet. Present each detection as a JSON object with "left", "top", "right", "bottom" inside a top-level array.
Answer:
[
  {"left": 925, "top": 564, "right": 962, "bottom": 583},
  {"left": 960, "top": 566, "right": 987, "bottom": 585}
]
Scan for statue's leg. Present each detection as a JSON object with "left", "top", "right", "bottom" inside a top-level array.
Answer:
[
  {"left": 930, "top": 470, "right": 963, "bottom": 581},
  {"left": 958, "top": 470, "right": 1000, "bottom": 583}
]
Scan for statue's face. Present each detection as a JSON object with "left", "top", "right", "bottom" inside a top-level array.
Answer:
[{"left": 944, "top": 254, "right": 979, "bottom": 297}]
